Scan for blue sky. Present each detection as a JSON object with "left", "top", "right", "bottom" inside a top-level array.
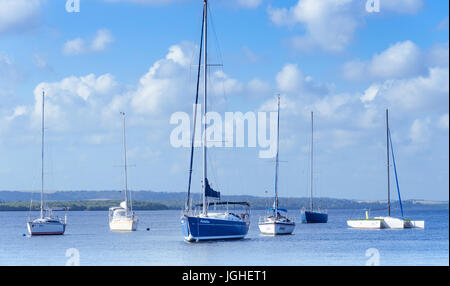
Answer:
[{"left": 0, "top": 0, "right": 448, "bottom": 201}]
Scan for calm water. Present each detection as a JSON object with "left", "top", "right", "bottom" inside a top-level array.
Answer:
[{"left": 0, "top": 209, "right": 448, "bottom": 266}]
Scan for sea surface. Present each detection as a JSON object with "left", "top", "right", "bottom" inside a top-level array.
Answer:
[{"left": 0, "top": 208, "right": 448, "bottom": 266}]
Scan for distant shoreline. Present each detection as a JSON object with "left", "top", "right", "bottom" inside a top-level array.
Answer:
[{"left": 0, "top": 198, "right": 448, "bottom": 212}]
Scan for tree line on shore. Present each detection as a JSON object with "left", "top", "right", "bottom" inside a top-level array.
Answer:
[{"left": 0, "top": 197, "right": 447, "bottom": 211}]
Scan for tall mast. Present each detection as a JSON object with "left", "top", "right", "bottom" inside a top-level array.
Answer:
[
  {"left": 274, "top": 95, "right": 280, "bottom": 215},
  {"left": 202, "top": 0, "right": 208, "bottom": 215},
  {"left": 386, "top": 109, "right": 390, "bottom": 217},
  {"left": 185, "top": 1, "right": 205, "bottom": 213},
  {"left": 40, "top": 91, "right": 45, "bottom": 219},
  {"left": 121, "top": 112, "right": 129, "bottom": 214},
  {"left": 310, "top": 111, "right": 314, "bottom": 211}
]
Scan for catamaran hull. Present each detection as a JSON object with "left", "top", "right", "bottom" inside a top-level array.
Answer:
[
  {"left": 109, "top": 219, "right": 138, "bottom": 231},
  {"left": 404, "top": 220, "right": 425, "bottom": 229},
  {"left": 27, "top": 222, "right": 66, "bottom": 235},
  {"left": 301, "top": 211, "right": 328, "bottom": 223},
  {"left": 258, "top": 222, "right": 295, "bottom": 235},
  {"left": 376, "top": 216, "right": 404, "bottom": 229},
  {"left": 181, "top": 216, "right": 249, "bottom": 242},
  {"left": 347, "top": 220, "right": 383, "bottom": 229},
  {"left": 377, "top": 217, "right": 425, "bottom": 229},
  {"left": 347, "top": 217, "right": 425, "bottom": 229}
]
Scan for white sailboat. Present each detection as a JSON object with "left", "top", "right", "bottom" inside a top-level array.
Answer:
[
  {"left": 27, "top": 91, "right": 67, "bottom": 236},
  {"left": 258, "top": 95, "right": 295, "bottom": 235},
  {"left": 347, "top": 109, "right": 424, "bottom": 229},
  {"left": 109, "top": 112, "right": 138, "bottom": 231}
]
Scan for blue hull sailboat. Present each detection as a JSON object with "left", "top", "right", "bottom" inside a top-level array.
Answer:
[
  {"left": 180, "top": 0, "right": 250, "bottom": 242},
  {"left": 181, "top": 202, "right": 250, "bottom": 241},
  {"left": 301, "top": 112, "right": 328, "bottom": 224},
  {"left": 301, "top": 210, "right": 328, "bottom": 224}
]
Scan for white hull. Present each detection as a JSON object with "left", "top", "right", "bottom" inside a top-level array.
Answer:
[
  {"left": 109, "top": 218, "right": 138, "bottom": 231},
  {"left": 347, "top": 219, "right": 383, "bottom": 229},
  {"left": 258, "top": 222, "right": 295, "bottom": 235},
  {"left": 348, "top": 217, "right": 425, "bottom": 229},
  {"left": 404, "top": 220, "right": 425, "bottom": 229},
  {"left": 27, "top": 220, "right": 66, "bottom": 235},
  {"left": 376, "top": 216, "right": 404, "bottom": 229}
]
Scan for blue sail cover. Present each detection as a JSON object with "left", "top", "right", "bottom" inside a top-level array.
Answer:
[
  {"left": 205, "top": 178, "right": 220, "bottom": 198},
  {"left": 268, "top": 207, "right": 287, "bottom": 212}
]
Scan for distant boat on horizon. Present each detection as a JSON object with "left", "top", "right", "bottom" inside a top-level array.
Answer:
[
  {"left": 27, "top": 91, "right": 67, "bottom": 236},
  {"left": 301, "top": 111, "right": 328, "bottom": 224},
  {"left": 258, "top": 95, "right": 296, "bottom": 235},
  {"left": 109, "top": 112, "right": 138, "bottom": 232},
  {"left": 347, "top": 109, "right": 425, "bottom": 229},
  {"left": 180, "top": 0, "right": 250, "bottom": 242}
]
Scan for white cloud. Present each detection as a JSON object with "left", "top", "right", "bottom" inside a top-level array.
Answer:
[
  {"left": 104, "top": 0, "right": 262, "bottom": 8},
  {"left": 258, "top": 94, "right": 299, "bottom": 115},
  {"left": 409, "top": 118, "right": 431, "bottom": 144},
  {"left": 260, "top": 64, "right": 351, "bottom": 123},
  {"left": 369, "top": 41, "right": 423, "bottom": 78},
  {"left": 0, "top": 0, "right": 42, "bottom": 34},
  {"left": 380, "top": 67, "right": 449, "bottom": 112},
  {"left": 6, "top": 106, "right": 27, "bottom": 121},
  {"left": 246, "top": 78, "right": 271, "bottom": 96},
  {"left": 63, "top": 29, "right": 114, "bottom": 55},
  {"left": 357, "top": 105, "right": 379, "bottom": 129},
  {"left": 361, "top": 84, "right": 380, "bottom": 103},
  {"left": 268, "top": 0, "right": 425, "bottom": 53},
  {"left": 91, "top": 29, "right": 114, "bottom": 52},
  {"left": 427, "top": 42, "right": 449, "bottom": 68},
  {"left": 381, "top": 0, "right": 423, "bottom": 14},
  {"left": 130, "top": 42, "right": 196, "bottom": 115},
  {"left": 63, "top": 38, "right": 86, "bottom": 56},
  {"left": 84, "top": 134, "right": 111, "bottom": 145},
  {"left": 311, "top": 93, "right": 353, "bottom": 119},
  {"left": 32, "top": 73, "right": 119, "bottom": 130},
  {"left": 210, "top": 70, "right": 244, "bottom": 97},
  {"left": 276, "top": 64, "right": 304, "bottom": 93},
  {"left": 342, "top": 41, "right": 424, "bottom": 81},
  {"left": 130, "top": 42, "right": 246, "bottom": 115},
  {"left": 257, "top": 57, "right": 448, "bottom": 155},
  {"left": 268, "top": 0, "right": 359, "bottom": 52}
]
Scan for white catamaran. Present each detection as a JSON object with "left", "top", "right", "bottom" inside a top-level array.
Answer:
[
  {"left": 347, "top": 109, "right": 425, "bottom": 229},
  {"left": 109, "top": 112, "right": 138, "bottom": 231},
  {"left": 258, "top": 95, "right": 296, "bottom": 235},
  {"left": 27, "top": 91, "right": 67, "bottom": 236}
]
